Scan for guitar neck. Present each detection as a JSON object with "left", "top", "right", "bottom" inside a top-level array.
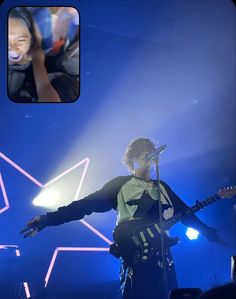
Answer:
[
  {"left": 162, "top": 194, "right": 220, "bottom": 231},
  {"left": 191, "top": 194, "right": 221, "bottom": 213}
]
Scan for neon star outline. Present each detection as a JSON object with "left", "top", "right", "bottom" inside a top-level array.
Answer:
[
  {"left": 0, "top": 151, "right": 112, "bottom": 287},
  {"left": 0, "top": 244, "right": 31, "bottom": 298}
]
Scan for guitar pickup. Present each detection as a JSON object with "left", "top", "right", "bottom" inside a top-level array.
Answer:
[
  {"left": 154, "top": 223, "right": 161, "bottom": 233},
  {"left": 140, "top": 231, "right": 147, "bottom": 243},
  {"left": 146, "top": 228, "right": 154, "bottom": 238}
]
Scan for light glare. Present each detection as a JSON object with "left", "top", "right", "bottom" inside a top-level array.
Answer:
[
  {"left": 33, "top": 189, "right": 59, "bottom": 207},
  {"left": 186, "top": 227, "right": 199, "bottom": 240}
]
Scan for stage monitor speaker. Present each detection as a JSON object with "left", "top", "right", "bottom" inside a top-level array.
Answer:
[{"left": 169, "top": 288, "right": 202, "bottom": 299}]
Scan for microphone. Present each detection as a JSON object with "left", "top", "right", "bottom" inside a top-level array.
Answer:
[{"left": 146, "top": 145, "right": 167, "bottom": 160}]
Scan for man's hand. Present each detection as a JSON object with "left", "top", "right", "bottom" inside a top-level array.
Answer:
[
  {"left": 203, "top": 226, "right": 226, "bottom": 246},
  {"left": 20, "top": 216, "right": 42, "bottom": 238}
]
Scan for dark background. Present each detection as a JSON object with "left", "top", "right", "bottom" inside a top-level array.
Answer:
[{"left": 0, "top": 0, "right": 235, "bottom": 298}]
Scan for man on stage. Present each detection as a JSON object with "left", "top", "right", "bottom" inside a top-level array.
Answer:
[{"left": 21, "top": 137, "right": 221, "bottom": 299}]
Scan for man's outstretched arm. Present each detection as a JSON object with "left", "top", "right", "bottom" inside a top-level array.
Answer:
[{"left": 20, "top": 176, "right": 130, "bottom": 238}]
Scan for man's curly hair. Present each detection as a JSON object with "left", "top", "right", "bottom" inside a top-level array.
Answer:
[{"left": 123, "top": 137, "right": 156, "bottom": 172}]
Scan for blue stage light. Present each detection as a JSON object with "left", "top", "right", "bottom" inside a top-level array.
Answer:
[{"left": 186, "top": 228, "right": 199, "bottom": 240}]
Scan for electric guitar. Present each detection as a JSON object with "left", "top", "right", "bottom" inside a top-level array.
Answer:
[{"left": 112, "top": 187, "right": 236, "bottom": 264}]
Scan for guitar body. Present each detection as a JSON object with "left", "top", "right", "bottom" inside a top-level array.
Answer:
[
  {"left": 112, "top": 186, "right": 235, "bottom": 264},
  {"left": 113, "top": 218, "right": 179, "bottom": 264}
]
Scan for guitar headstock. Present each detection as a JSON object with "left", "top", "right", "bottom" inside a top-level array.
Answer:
[{"left": 218, "top": 186, "right": 236, "bottom": 199}]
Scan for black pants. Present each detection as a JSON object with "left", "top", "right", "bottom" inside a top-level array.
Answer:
[{"left": 120, "top": 253, "right": 177, "bottom": 299}]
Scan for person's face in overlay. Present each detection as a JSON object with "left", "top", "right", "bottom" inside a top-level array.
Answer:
[{"left": 8, "top": 17, "right": 31, "bottom": 64}]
